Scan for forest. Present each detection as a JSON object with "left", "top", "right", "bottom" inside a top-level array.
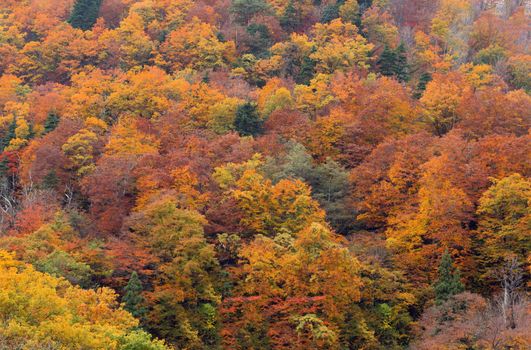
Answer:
[{"left": 0, "top": 0, "right": 529, "bottom": 349}]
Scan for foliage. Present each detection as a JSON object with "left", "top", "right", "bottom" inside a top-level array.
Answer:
[
  {"left": 68, "top": 0, "right": 103, "bottom": 30},
  {"left": 434, "top": 252, "right": 464, "bottom": 304},
  {"left": 1, "top": 0, "right": 530, "bottom": 348},
  {"left": 0, "top": 250, "right": 168, "bottom": 349},
  {"left": 234, "top": 102, "right": 263, "bottom": 137}
]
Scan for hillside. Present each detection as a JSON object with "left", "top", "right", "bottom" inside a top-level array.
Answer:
[{"left": 0, "top": 0, "right": 529, "bottom": 349}]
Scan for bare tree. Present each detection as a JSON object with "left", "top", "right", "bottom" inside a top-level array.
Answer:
[{"left": 496, "top": 257, "right": 524, "bottom": 329}]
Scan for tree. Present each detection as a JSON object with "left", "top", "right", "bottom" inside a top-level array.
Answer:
[
  {"left": 68, "top": 0, "right": 103, "bottom": 30},
  {"left": 0, "top": 116, "right": 16, "bottom": 152},
  {"left": 413, "top": 72, "right": 432, "bottom": 99},
  {"left": 377, "top": 44, "right": 409, "bottom": 82},
  {"left": 434, "top": 251, "right": 464, "bottom": 304},
  {"left": 321, "top": 3, "right": 340, "bottom": 23},
  {"left": 0, "top": 250, "right": 169, "bottom": 349},
  {"left": 230, "top": 0, "right": 271, "bottom": 25},
  {"left": 245, "top": 24, "right": 272, "bottom": 58},
  {"left": 161, "top": 18, "right": 235, "bottom": 71},
  {"left": 476, "top": 174, "right": 530, "bottom": 285},
  {"left": 128, "top": 199, "right": 221, "bottom": 348},
  {"left": 378, "top": 45, "right": 397, "bottom": 77},
  {"left": 123, "top": 271, "right": 147, "bottom": 321},
  {"left": 43, "top": 111, "right": 60, "bottom": 134},
  {"left": 420, "top": 72, "right": 466, "bottom": 136},
  {"left": 234, "top": 102, "right": 263, "bottom": 137},
  {"left": 394, "top": 43, "right": 409, "bottom": 82},
  {"left": 280, "top": 0, "right": 300, "bottom": 32}
]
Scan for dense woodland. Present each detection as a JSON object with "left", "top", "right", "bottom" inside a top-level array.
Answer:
[{"left": 0, "top": 0, "right": 529, "bottom": 349}]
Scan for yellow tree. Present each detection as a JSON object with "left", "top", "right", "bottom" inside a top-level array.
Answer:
[
  {"left": 225, "top": 223, "right": 362, "bottom": 349},
  {"left": 294, "top": 73, "right": 335, "bottom": 120},
  {"left": 310, "top": 19, "right": 374, "bottom": 74},
  {"left": 160, "top": 17, "right": 235, "bottom": 71},
  {"left": 476, "top": 174, "right": 530, "bottom": 283},
  {"left": 0, "top": 250, "right": 169, "bottom": 349},
  {"left": 420, "top": 72, "right": 468, "bottom": 136}
]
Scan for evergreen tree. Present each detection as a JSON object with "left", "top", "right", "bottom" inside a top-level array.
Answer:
[
  {"left": 246, "top": 24, "right": 272, "bottom": 58},
  {"left": 123, "top": 271, "right": 147, "bottom": 320},
  {"left": 1, "top": 116, "right": 17, "bottom": 152},
  {"left": 44, "top": 112, "right": 60, "bottom": 134},
  {"left": 377, "top": 46, "right": 397, "bottom": 77},
  {"left": 68, "top": 0, "right": 103, "bottom": 30},
  {"left": 230, "top": 0, "right": 271, "bottom": 25},
  {"left": 42, "top": 170, "right": 59, "bottom": 190},
  {"left": 296, "top": 55, "right": 317, "bottom": 85},
  {"left": 280, "top": 0, "right": 300, "bottom": 32},
  {"left": 0, "top": 156, "right": 9, "bottom": 178},
  {"left": 321, "top": 3, "right": 340, "bottom": 23},
  {"left": 413, "top": 72, "right": 432, "bottom": 99},
  {"left": 234, "top": 102, "right": 263, "bottom": 137},
  {"left": 434, "top": 251, "right": 464, "bottom": 305},
  {"left": 394, "top": 43, "right": 409, "bottom": 82},
  {"left": 378, "top": 44, "right": 409, "bottom": 82}
]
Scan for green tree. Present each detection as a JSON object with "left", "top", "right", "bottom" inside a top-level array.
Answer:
[
  {"left": 230, "top": 0, "right": 271, "bottom": 25},
  {"left": 44, "top": 111, "right": 60, "bottom": 134},
  {"left": 234, "top": 102, "right": 263, "bottom": 137},
  {"left": 262, "top": 142, "right": 352, "bottom": 232},
  {"left": 378, "top": 45, "right": 397, "bottom": 77},
  {"left": 123, "top": 271, "right": 147, "bottom": 320},
  {"left": 413, "top": 72, "right": 432, "bottom": 99},
  {"left": 280, "top": 0, "right": 300, "bottom": 32},
  {"left": 377, "top": 44, "right": 409, "bottom": 82},
  {"left": 246, "top": 24, "right": 272, "bottom": 58},
  {"left": 1, "top": 116, "right": 16, "bottom": 152},
  {"left": 394, "top": 43, "right": 409, "bottom": 82},
  {"left": 434, "top": 251, "right": 464, "bottom": 304},
  {"left": 68, "top": 0, "right": 102, "bottom": 30},
  {"left": 296, "top": 55, "right": 317, "bottom": 85},
  {"left": 321, "top": 3, "right": 340, "bottom": 23}
]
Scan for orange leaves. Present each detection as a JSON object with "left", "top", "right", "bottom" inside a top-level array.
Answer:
[
  {"left": 160, "top": 17, "right": 236, "bottom": 71},
  {"left": 230, "top": 168, "right": 325, "bottom": 236},
  {"left": 105, "top": 117, "right": 159, "bottom": 156},
  {"left": 420, "top": 72, "right": 468, "bottom": 136},
  {"left": 226, "top": 223, "right": 362, "bottom": 348}
]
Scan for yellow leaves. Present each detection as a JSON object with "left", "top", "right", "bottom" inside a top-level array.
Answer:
[
  {"left": 271, "top": 33, "right": 314, "bottom": 58},
  {"left": 238, "top": 222, "right": 362, "bottom": 320},
  {"left": 105, "top": 117, "right": 159, "bottom": 156},
  {"left": 106, "top": 66, "right": 178, "bottom": 119},
  {"left": 420, "top": 72, "right": 467, "bottom": 135},
  {"left": 176, "top": 81, "right": 236, "bottom": 129},
  {"left": 99, "top": 11, "right": 155, "bottom": 70},
  {"left": 310, "top": 19, "right": 373, "bottom": 73},
  {"left": 160, "top": 17, "right": 235, "bottom": 71},
  {"left": 294, "top": 73, "right": 335, "bottom": 119},
  {"left": 171, "top": 166, "right": 209, "bottom": 210},
  {"left": 339, "top": 0, "right": 360, "bottom": 24},
  {"left": 62, "top": 129, "right": 99, "bottom": 176},
  {"left": 207, "top": 96, "right": 242, "bottom": 134},
  {"left": 213, "top": 153, "right": 263, "bottom": 190},
  {"left": 476, "top": 174, "right": 530, "bottom": 263},
  {"left": 304, "top": 116, "right": 344, "bottom": 161},
  {"left": 231, "top": 168, "right": 325, "bottom": 236},
  {"left": 64, "top": 69, "right": 113, "bottom": 120},
  {"left": 0, "top": 251, "right": 139, "bottom": 349},
  {"left": 459, "top": 63, "right": 495, "bottom": 88},
  {"left": 257, "top": 78, "right": 294, "bottom": 117},
  {"left": 361, "top": 5, "right": 399, "bottom": 48},
  {"left": 312, "top": 19, "right": 359, "bottom": 44},
  {"left": 0, "top": 74, "right": 23, "bottom": 110},
  {"left": 84, "top": 116, "right": 107, "bottom": 133}
]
